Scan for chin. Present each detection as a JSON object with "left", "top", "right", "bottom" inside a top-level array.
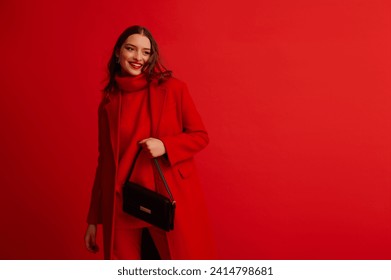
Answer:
[{"left": 128, "top": 70, "right": 142, "bottom": 76}]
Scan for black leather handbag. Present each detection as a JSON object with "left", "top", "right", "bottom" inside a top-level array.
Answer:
[{"left": 122, "top": 149, "right": 176, "bottom": 231}]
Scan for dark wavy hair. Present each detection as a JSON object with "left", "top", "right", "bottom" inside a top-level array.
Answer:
[{"left": 103, "top": 25, "right": 172, "bottom": 93}]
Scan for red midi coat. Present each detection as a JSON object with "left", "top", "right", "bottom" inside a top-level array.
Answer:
[{"left": 87, "top": 77, "right": 215, "bottom": 259}]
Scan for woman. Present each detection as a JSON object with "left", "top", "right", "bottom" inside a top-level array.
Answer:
[{"left": 84, "top": 25, "right": 214, "bottom": 259}]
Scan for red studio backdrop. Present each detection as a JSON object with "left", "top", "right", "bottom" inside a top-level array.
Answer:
[{"left": 0, "top": 0, "right": 390, "bottom": 259}]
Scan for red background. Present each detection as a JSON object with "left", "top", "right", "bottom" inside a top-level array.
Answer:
[{"left": 0, "top": 0, "right": 390, "bottom": 259}]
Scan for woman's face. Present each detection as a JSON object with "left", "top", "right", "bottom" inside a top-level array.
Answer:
[{"left": 116, "top": 34, "right": 151, "bottom": 76}]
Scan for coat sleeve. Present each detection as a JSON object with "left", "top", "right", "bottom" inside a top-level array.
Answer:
[
  {"left": 86, "top": 100, "right": 107, "bottom": 224},
  {"left": 159, "top": 83, "right": 209, "bottom": 166}
]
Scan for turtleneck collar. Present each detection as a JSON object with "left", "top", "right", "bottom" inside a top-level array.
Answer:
[{"left": 115, "top": 74, "right": 148, "bottom": 93}]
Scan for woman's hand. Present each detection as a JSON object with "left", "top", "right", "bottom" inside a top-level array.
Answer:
[
  {"left": 85, "top": 224, "right": 99, "bottom": 253},
  {"left": 139, "top": 138, "right": 166, "bottom": 158}
]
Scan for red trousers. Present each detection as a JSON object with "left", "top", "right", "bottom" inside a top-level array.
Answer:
[{"left": 112, "top": 226, "right": 171, "bottom": 259}]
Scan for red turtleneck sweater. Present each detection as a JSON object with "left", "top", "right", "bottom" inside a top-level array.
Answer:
[
  {"left": 114, "top": 74, "right": 155, "bottom": 229},
  {"left": 115, "top": 74, "right": 150, "bottom": 161}
]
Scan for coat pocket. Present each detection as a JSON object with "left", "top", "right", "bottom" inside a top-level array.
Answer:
[{"left": 176, "top": 160, "right": 195, "bottom": 179}]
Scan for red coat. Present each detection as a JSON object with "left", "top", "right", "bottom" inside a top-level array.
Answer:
[{"left": 87, "top": 77, "right": 215, "bottom": 259}]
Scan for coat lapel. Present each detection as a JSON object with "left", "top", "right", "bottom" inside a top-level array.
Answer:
[
  {"left": 149, "top": 81, "right": 167, "bottom": 137},
  {"left": 103, "top": 93, "right": 121, "bottom": 168}
]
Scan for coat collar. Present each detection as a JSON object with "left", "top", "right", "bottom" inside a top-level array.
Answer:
[{"left": 103, "top": 81, "right": 167, "bottom": 166}]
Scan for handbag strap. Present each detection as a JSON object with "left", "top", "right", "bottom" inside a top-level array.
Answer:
[
  {"left": 124, "top": 148, "right": 175, "bottom": 203},
  {"left": 153, "top": 158, "right": 174, "bottom": 202},
  {"left": 124, "top": 147, "right": 142, "bottom": 185}
]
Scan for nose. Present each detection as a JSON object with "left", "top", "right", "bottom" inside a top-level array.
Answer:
[{"left": 134, "top": 51, "right": 142, "bottom": 61}]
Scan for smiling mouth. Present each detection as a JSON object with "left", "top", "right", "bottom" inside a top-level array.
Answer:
[{"left": 129, "top": 62, "right": 142, "bottom": 70}]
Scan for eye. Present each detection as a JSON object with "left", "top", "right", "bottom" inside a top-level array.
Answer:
[
  {"left": 125, "top": 46, "right": 134, "bottom": 51},
  {"left": 143, "top": 51, "right": 150, "bottom": 55}
]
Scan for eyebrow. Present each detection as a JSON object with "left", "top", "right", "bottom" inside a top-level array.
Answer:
[{"left": 124, "top": 43, "right": 151, "bottom": 51}]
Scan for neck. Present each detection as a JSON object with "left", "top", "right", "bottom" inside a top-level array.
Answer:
[{"left": 115, "top": 74, "right": 148, "bottom": 93}]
